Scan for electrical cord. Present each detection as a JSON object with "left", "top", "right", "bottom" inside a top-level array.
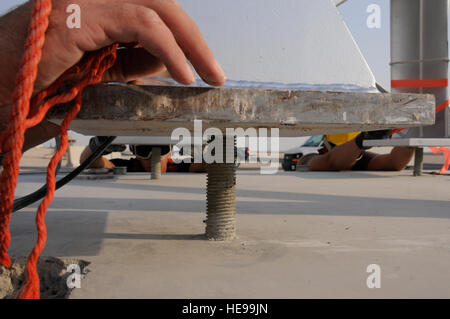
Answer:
[
  {"left": 12, "top": 136, "right": 116, "bottom": 213},
  {"left": 55, "top": 136, "right": 62, "bottom": 176}
]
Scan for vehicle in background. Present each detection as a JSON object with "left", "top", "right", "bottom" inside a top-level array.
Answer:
[{"left": 281, "top": 135, "right": 324, "bottom": 171}]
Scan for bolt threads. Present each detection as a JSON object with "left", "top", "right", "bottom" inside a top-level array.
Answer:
[
  {"left": 151, "top": 147, "right": 162, "bottom": 180},
  {"left": 205, "top": 136, "right": 237, "bottom": 240}
]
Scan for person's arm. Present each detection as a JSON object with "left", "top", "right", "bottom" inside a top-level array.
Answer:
[
  {"left": 367, "top": 147, "right": 415, "bottom": 171},
  {"left": 79, "top": 146, "right": 115, "bottom": 169},
  {"left": 0, "top": 104, "right": 58, "bottom": 153},
  {"left": 0, "top": 2, "right": 31, "bottom": 105},
  {"left": 308, "top": 140, "right": 363, "bottom": 171},
  {"left": 0, "top": 3, "right": 33, "bottom": 147},
  {"left": 309, "top": 141, "right": 415, "bottom": 172},
  {"left": 22, "top": 121, "right": 61, "bottom": 152}
]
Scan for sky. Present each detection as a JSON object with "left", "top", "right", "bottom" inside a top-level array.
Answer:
[
  {"left": 0, "top": 0, "right": 391, "bottom": 145},
  {"left": 337, "top": 0, "right": 390, "bottom": 89},
  {"left": 0, "top": 0, "right": 391, "bottom": 87}
]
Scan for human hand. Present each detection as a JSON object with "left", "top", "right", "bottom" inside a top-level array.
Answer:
[{"left": 0, "top": 0, "right": 226, "bottom": 104}]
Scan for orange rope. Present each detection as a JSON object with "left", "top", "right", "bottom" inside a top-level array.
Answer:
[{"left": 0, "top": 0, "right": 118, "bottom": 299}]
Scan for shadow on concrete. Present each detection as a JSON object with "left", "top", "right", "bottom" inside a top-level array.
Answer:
[
  {"left": 103, "top": 233, "right": 205, "bottom": 240},
  {"left": 9, "top": 210, "right": 108, "bottom": 257},
  {"left": 42, "top": 187, "right": 450, "bottom": 219},
  {"left": 9, "top": 209, "right": 205, "bottom": 257},
  {"left": 288, "top": 171, "right": 411, "bottom": 180},
  {"left": 236, "top": 170, "right": 396, "bottom": 179}
]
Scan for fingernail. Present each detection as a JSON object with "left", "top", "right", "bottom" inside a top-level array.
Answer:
[
  {"left": 188, "top": 73, "right": 196, "bottom": 85},
  {"left": 204, "top": 79, "right": 227, "bottom": 87},
  {"left": 213, "top": 59, "right": 226, "bottom": 83},
  {"left": 186, "top": 64, "right": 196, "bottom": 84},
  {"left": 200, "top": 60, "right": 226, "bottom": 86}
]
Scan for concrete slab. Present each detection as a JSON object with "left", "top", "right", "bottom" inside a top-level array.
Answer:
[
  {"left": 46, "top": 84, "right": 435, "bottom": 137},
  {"left": 8, "top": 169, "right": 450, "bottom": 298}
]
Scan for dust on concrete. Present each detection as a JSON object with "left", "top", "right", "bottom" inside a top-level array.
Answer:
[{"left": 0, "top": 256, "right": 90, "bottom": 299}]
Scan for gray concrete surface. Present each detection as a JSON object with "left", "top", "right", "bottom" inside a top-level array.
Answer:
[{"left": 9, "top": 168, "right": 450, "bottom": 298}]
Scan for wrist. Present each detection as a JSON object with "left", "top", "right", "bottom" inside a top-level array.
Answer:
[
  {"left": 0, "top": 104, "right": 12, "bottom": 132},
  {"left": 0, "top": 2, "right": 32, "bottom": 105}
]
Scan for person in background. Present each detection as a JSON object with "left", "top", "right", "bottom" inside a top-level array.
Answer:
[
  {"left": 80, "top": 136, "right": 207, "bottom": 173},
  {"left": 299, "top": 130, "right": 415, "bottom": 171}
]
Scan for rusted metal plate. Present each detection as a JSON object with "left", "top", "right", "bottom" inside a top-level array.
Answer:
[{"left": 46, "top": 84, "right": 436, "bottom": 137}]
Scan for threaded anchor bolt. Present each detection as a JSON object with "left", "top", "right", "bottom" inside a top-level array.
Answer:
[
  {"left": 151, "top": 147, "right": 162, "bottom": 180},
  {"left": 205, "top": 136, "right": 237, "bottom": 240},
  {"left": 414, "top": 147, "right": 423, "bottom": 176}
]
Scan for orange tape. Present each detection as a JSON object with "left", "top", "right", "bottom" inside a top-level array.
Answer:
[
  {"left": 429, "top": 147, "right": 450, "bottom": 174},
  {"left": 391, "top": 78, "right": 448, "bottom": 88}
]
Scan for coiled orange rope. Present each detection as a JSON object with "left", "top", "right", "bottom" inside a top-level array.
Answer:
[{"left": 0, "top": 0, "right": 118, "bottom": 298}]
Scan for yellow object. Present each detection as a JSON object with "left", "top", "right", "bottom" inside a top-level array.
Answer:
[{"left": 325, "top": 132, "right": 360, "bottom": 146}]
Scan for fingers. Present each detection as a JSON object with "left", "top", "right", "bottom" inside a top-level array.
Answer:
[
  {"left": 44, "top": 0, "right": 225, "bottom": 87},
  {"left": 116, "top": 0, "right": 226, "bottom": 86},
  {"left": 101, "top": 47, "right": 166, "bottom": 83},
  {"left": 102, "top": 3, "right": 195, "bottom": 85}
]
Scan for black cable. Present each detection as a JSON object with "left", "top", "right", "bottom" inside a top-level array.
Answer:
[
  {"left": 55, "top": 136, "right": 62, "bottom": 176},
  {"left": 12, "top": 136, "right": 117, "bottom": 213}
]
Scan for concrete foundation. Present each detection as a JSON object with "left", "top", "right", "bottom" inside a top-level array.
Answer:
[{"left": 8, "top": 167, "right": 450, "bottom": 298}]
